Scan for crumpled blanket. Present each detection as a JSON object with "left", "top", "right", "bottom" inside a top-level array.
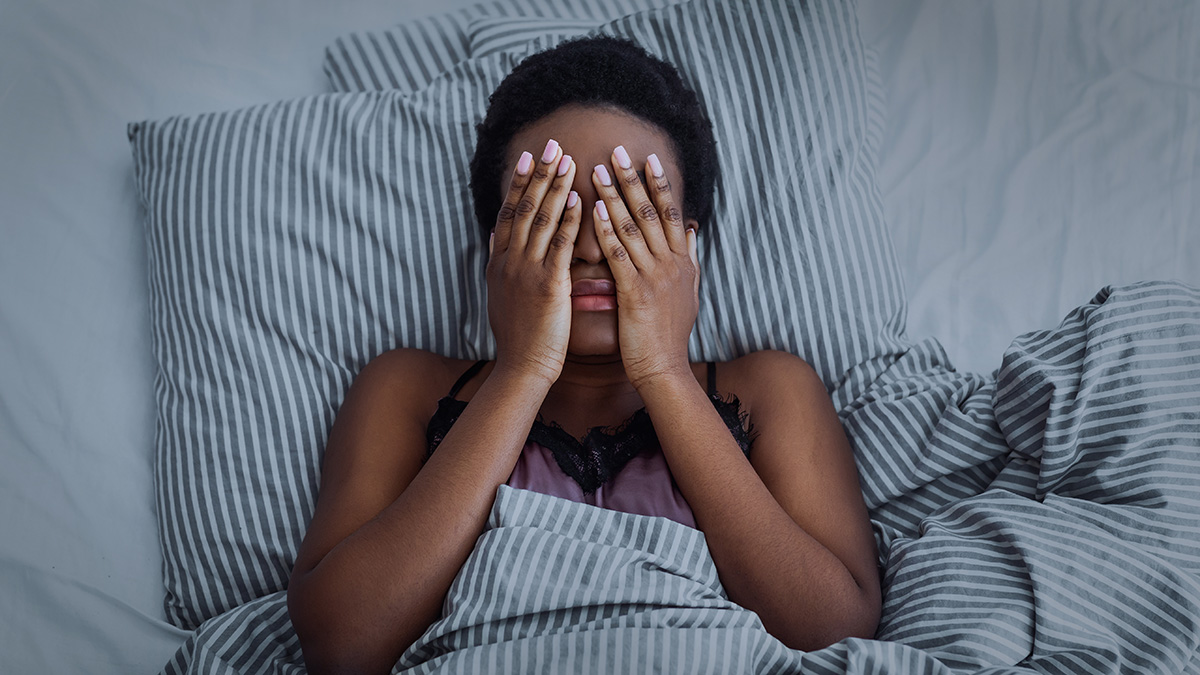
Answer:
[{"left": 162, "top": 281, "right": 1200, "bottom": 674}]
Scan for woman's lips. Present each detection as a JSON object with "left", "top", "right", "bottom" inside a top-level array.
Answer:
[
  {"left": 571, "top": 278, "right": 616, "bottom": 311},
  {"left": 572, "top": 295, "right": 617, "bottom": 311},
  {"left": 571, "top": 279, "right": 615, "bottom": 296}
]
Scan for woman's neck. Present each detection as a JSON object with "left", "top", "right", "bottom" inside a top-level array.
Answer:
[{"left": 548, "top": 354, "right": 639, "bottom": 405}]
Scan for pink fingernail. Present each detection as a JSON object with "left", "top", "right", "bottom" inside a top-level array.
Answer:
[
  {"left": 594, "top": 164, "right": 611, "bottom": 186},
  {"left": 516, "top": 151, "right": 533, "bottom": 175},
  {"left": 596, "top": 200, "right": 609, "bottom": 221},
  {"left": 648, "top": 153, "right": 664, "bottom": 178},
  {"left": 541, "top": 138, "right": 559, "bottom": 163},
  {"left": 567, "top": 191, "right": 578, "bottom": 208},
  {"left": 613, "top": 145, "right": 631, "bottom": 169},
  {"left": 557, "top": 154, "right": 572, "bottom": 176}
]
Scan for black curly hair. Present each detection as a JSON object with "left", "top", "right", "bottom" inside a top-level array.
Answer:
[{"left": 469, "top": 34, "right": 718, "bottom": 243}]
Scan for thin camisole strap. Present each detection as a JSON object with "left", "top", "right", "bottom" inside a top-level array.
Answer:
[
  {"left": 448, "top": 359, "right": 489, "bottom": 398},
  {"left": 706, "top": 361, "right": 716, "bottom": 397}
]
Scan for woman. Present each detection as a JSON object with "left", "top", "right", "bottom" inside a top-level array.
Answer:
[{"left": 287, "top": 35, "right": 880, "bottom": 673}]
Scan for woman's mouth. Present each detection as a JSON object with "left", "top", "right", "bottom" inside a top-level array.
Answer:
[
  {"left": 571, "top": 278, "right": 617, "bottom": 312},
  {"left": 571, "top": 295, "right": 617, "bottom": 311}
]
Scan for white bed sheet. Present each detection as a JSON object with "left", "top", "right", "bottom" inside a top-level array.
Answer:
[
  {"left": 0, "top": 1, "right": 484, "bottom": 672},
  {"left": 861, "top": 0, "right": 1200, "bottom": 374},
  {"left": 0, "top": 0, "right": 1195, "bottom": 672}
]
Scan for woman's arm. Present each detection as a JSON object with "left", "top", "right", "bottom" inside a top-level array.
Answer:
[
  {"left": 637, "top": 350, "right": 881, "bottom": 651},
  {"left": 287, "top": 349, "right": 551, "bottom": 675}
]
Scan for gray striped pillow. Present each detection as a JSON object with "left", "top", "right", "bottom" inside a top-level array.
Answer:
[
  {"left": 130, "top": 0, "right": 907, "bottom": 630},
  {"left": 323, "top": 0, "right": 681, "bottom": 91},
  {"left": 322, "top": 6, "right": 474, "bottom": 93},
  {"left": 468, "top": 16, "right": 599, "bottom": 58}
]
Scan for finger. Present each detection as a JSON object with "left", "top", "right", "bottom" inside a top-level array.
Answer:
[
  {"left": 548, "top": 190, "right": 582, "bottom": 271},
  {"left": 512, "top": 139, "right": 563, "bottom": 252},
  {"left": 526, "top": 154, "right": 576, "bottom": 257},
  {"left": 610, "top": 145, "right": 670, "bottom": 258},
  {"left": 489, "top": 231, "right": 495, "bottom": 257},
  {"left": 592, "top": 162, "right": 653, "bottom": 271},
  {"left": 493, "top": 150, "right": 534, "bottom": 255},
  {"left": 645, "top": 153, "right": 688, "bottom": 255},
  {"left": 593, "top": 198, "right": 638, "bottom": 284}
]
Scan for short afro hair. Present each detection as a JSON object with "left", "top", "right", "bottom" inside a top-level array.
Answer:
[{"left": 469, "top": 35, "right": 718, "bottom": 241}]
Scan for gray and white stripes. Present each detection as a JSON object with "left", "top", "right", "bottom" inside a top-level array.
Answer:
[
  {"left": 323, "top": 0, "right": 687, "bottom": 90},
  {"left": 164, "top": 281, "right": 1200, "bottom": 674},
  {"left": 132, "top": 0, "right": 1200, "bottom": 671},
  {"left": 131, "top": 0, "right": 905, "bottom": 630}
]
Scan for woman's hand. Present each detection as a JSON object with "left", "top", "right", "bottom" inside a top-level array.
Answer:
[
  {"left": 488, "top": 139, "right": 582, "bottom": 386},
  {"left": 591, "top": 146, "right": 699, "bottom": 391}
]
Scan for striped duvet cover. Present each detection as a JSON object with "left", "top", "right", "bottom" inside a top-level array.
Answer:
[{"left": 162, "top": 280, "right": 1200, "bottom": 674}]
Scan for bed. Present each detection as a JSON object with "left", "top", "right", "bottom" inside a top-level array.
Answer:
[{"left": 1, "top": 0, "right": 1197, "bottom": 672}]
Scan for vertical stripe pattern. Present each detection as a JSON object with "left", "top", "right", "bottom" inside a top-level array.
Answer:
[
  {"left": 132, "top": 0, "right": 1200, "bottom": 672},
  {"left": 322, "top": 0, "right": 688, "bottom": 91},
  {"left": 162, "top": 281, "right": 1200, "bottom": 674},
  {"left": 131, "top": 0, "right": 908, "bottom": 632},
  {"left": 323, "top": 9, "right": 475, "bottom": 93}
]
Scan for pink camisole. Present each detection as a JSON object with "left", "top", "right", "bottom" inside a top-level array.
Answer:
[{"left": 424, "top": 360, "right": 756, "bottom": 530}]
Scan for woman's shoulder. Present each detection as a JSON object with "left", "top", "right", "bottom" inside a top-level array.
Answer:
[
  {"left": 369, "top": 347, "right": 467, "bottom": 384},
  {"left": 367, "top": 348, "right": 482, "bottom": 421},
  {"left": 719, "top": 350, "right": 820, "bottom": 415},
  {"left": 724, "top": 349, "right": 814, "bottom": 375}
]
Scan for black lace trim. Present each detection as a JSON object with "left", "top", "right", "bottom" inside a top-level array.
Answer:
[{"left": 424, "top": 393, "right": 757, "bottom": 495}]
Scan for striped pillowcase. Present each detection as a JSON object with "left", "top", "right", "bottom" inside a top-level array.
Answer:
[
  {"left": 468, "top": 16, "right": 599, "bottom": 58},
  {"left": 130, "top": 0, "right": 908, "bottom": 630},
  {"left": 323, "top": 0, "right": 684, "bottom": 91},
  {"left": 322, "top": 6, "right": 474, "bottom": 93}
]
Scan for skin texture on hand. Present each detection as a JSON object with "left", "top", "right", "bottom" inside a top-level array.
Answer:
[
  {"left": 486, "top": 137, "right": 581, "bottom": 387},
  {"left": 589, "top": 143, "right": 700, "bottom": 391},
  {"left": 497, "top": 104, "right": 701, "bottom": 423}
]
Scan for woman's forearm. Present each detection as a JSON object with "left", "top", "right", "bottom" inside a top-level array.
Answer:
[
  {"left": 637, "top": 372, "right": 877, "bottom": 651},
  {"left": 289, "top": 365, "right": 551, "bottom": 675}
]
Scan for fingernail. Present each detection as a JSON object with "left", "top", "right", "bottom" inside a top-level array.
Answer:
[
  {"left": 596, "top": 200, "right": 609, "bottom": 221},
  {"left": 594, "top": 164, "right": 611, "bottom": 186},
  {"left": 516, "top": 151, "right": 533, "bottom": 175},
  {"left": 541, "top": 139, "right": 559, "bottom": 163},
  {"left": 613, "top": 145, "right": 631, "bottom": 170},
  {"left": 687, "top": 227, "right": 695, "bottom": 235},
  {"left": 567, "top": 191, "right": 578, "bottom": 208},
  {"left": 557, "top": 154, "right": 572, "bottom": 176},
  {"left": 648, "top": 153, "right": 664, "bottom": 178}
]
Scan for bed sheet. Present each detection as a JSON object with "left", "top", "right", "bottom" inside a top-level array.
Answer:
[
  {"left": 1, "top": 0, "right": 1196, "bottom": 673},
  {"left": 0, "top": 0, "right": 485, "bottom": 672},
  {"left": 859, "top": 0, "right": 1200, "bottom": 375}
]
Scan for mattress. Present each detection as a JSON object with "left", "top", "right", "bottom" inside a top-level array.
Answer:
[{"left": 1, "top": 0, "right": 1196, "bottom": 672}]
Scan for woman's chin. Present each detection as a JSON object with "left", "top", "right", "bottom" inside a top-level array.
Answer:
[{"left": 567, "top": 312, "right": 619, "bottom": 355}]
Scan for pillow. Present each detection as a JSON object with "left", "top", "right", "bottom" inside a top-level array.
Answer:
[
  {"left": 130, "top": 0, "right": 907, "bottom": 630},
  {"left": 323, "top": 0, "right": 683, "bottom": 92},
  {"left": 465, "top": 1, "right": 691, "bottom": 58},
  {"left": 468, "top": 16, "right": 599, "bottom": 58},
  {"left": 322, "top": 6, "right": 475, "bottom": 93}
]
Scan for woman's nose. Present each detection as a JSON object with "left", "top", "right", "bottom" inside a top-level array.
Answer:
[{"left": 570, "top": 201, "right": 606, "bottom": 266}]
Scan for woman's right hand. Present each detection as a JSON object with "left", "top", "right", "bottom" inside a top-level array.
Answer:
[{"left": 487, "top": 138, "right": 581, "bottom": 387}]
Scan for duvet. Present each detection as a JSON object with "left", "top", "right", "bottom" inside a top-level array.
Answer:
[{"left": 163, "top": 281, "right": 1200, "bottom": 674}]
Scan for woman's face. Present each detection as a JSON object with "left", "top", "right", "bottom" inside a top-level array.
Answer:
[{"left": 500, "top": 104, "right": 697, "bottom": 358}]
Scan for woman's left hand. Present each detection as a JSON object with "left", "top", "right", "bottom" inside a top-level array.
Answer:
[{"left": 591, "top": 146, "right": 699, "bottom": 391}]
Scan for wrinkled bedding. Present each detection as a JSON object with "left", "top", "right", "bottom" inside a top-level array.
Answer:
[
  {"left": 3, "top": 0, "right": 1198, "bottom": 672},
  {"left": 162, "top": 281, "right": 1200, "bottom": 674}
]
